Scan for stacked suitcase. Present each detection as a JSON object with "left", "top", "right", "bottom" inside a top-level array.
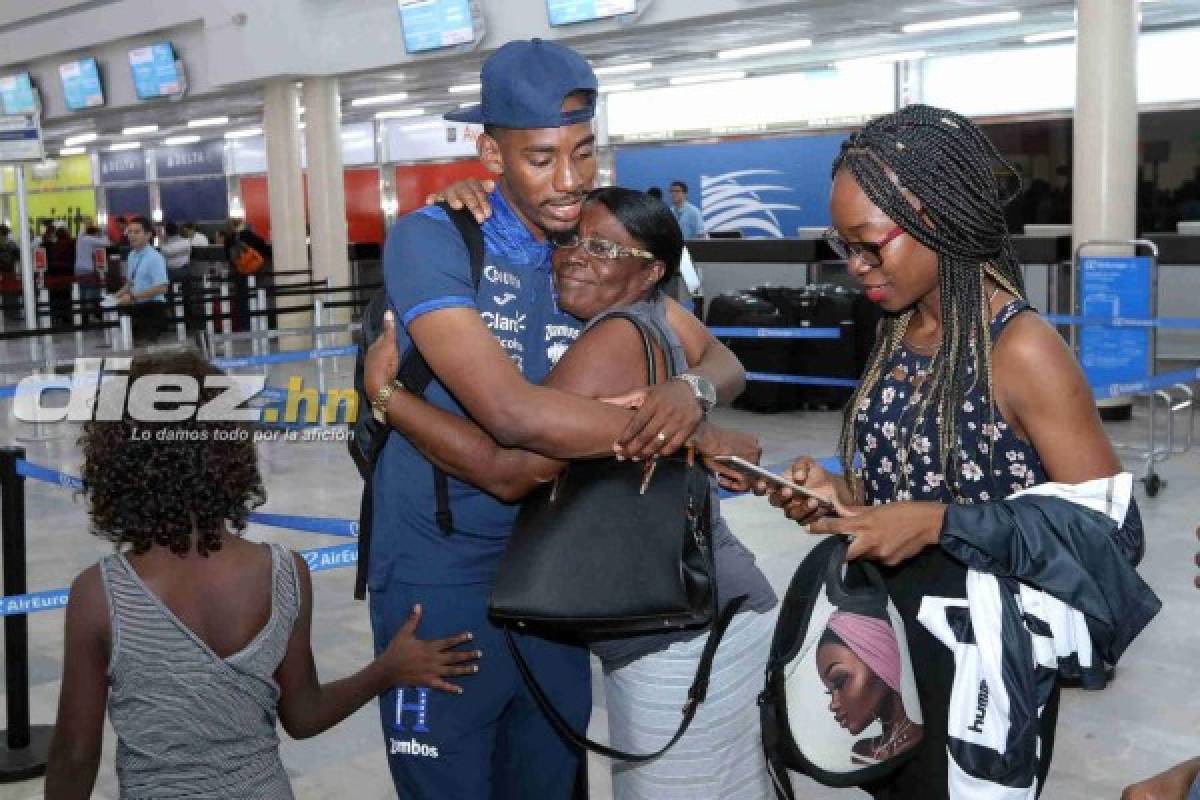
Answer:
[{"left": 708, "top": 284, "right": 880, "bottom": 412}]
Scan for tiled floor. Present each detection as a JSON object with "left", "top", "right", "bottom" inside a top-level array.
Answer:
[{"left": 1, "top": 329, "right": 1197, "bottom": 799}]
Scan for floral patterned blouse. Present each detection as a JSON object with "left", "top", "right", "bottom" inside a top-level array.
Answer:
[{"left": 854, "top": 299, "right": 1048, "bottom": 506}]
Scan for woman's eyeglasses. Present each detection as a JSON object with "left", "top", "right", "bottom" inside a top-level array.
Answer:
[
  {"left": 558, "top": 234, "right": 655, "bottom": 262},
  {"left": 822, "top": 226, "right": 906, "bottom": 267}
]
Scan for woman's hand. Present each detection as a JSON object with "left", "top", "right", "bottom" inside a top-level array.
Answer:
[
  {"left": 765, "top": 457, "right": 842, "bottom": 525},
  {"left": 1121, "top": 757, "right": 1200, "bottom": 800},
  {"left": 685, "top": 422, "right": 762, "bottom": 490},
  {"left": 381, "top": 605, "right": 481, "bottom": 695},
  {"left": 808, "top": 501, "right": 947, "bottom": 565},
  {"left": 605, "top": 379, "right": 703, "bottom": 461},
  {"left": 364, "top": 310, "right": 401, "bottom": 400},
  {"left": 425, "top": 178, "right": 496, "bottom": 224}
]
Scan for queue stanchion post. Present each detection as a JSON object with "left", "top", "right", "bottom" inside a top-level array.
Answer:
[
  {"left": 219, "top": 283, "right": 232, "bottom": 360},
  {"left": 173, "top": 282, "right": 186, "bottom": 344},
  {"left": 119, "top": 308, "right": 133, "bottom": 352},
  {"left": 71, "top": 282, "right": 84, "bottom": 357},
  {"left": 257, "top": 287, "right": 269, "bottom": 377},
  {"left": 0, "top": 447, "right": 53, "bottom": 781},
  {"left": 314, "top": 298, "right": 326, "bottom": 395}
]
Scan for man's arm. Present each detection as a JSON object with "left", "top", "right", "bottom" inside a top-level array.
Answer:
[{"left": 407, "top": 308, "right": 649, "bottom": 457}]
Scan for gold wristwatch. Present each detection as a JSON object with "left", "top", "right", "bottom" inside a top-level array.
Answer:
[{"left": 371, "top": 380, "right": 404, "bottom": 424}]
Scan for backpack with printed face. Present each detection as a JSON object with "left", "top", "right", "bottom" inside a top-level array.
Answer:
[
  {"left": 349, "top": 204, "right": 484, "bottom": 599},
  {"left": 230, "top": 240, "right": 265, "bottom": 275},
  {"left": 760, "top": 536, "right": 923, "bottom": 796}
]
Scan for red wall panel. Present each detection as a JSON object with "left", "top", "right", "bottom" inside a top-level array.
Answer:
[
  {"left": 242, "top": 170, "right": 386, "bottom": 244},
  {"left": 343, "top": 168, "right": 385, "bottom": 244},
  {"left": 394, "top": 161, "right": 494, "bottom": 215},
  {"left": 240, "top": 175, "right": 271, "bottom": 242}
]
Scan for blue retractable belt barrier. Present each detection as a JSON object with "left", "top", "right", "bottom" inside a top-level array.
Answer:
[
  {"left": 707, "top": 326, "right": 842, "bottom": 340},
  {"left": 213, "top": 344, "right": 357, "bottom": 370},
  {"left": 1044, "top": 314, "right": 1200, "bottom": 330},
  {"left": 0, "top": 543, "right": 359, "bottom": 617},
  {"left": 745, "top": 371, "right": 861, "bottom": 388},
  {"left": 1092, "top": 367, "right": 1200, "bottom": 401}
]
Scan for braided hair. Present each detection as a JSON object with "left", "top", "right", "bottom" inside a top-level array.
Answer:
[{"left": 833, "top": 104, "right": 1026, "bottom": 500}]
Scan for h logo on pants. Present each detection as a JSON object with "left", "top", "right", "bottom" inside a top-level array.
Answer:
[{"left": 394, "top": 688, "right": 431, "bottom": 733}]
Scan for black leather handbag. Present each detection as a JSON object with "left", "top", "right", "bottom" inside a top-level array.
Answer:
[{"left": 488, "top": 311, "right": 746, "bottom": 762}]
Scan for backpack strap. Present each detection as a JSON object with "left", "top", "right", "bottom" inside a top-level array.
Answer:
[{"left": 354, "top": 204, "right": 485, "bottom": 598}]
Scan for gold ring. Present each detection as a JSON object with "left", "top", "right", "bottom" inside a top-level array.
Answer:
[{"left": 656, "top": 431, "right": 668, "bottom": 443}]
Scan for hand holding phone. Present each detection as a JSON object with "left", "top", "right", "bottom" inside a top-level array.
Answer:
[{"left": 712, "top": 456, "right": 837, "bottom": 513}]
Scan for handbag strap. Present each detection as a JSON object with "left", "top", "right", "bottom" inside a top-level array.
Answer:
[
  {"left": 504, "top": 594, "right": 747, "bottom": 763},
  {"left": 597, "top": 309, "right": 675, "bottom": 384}
]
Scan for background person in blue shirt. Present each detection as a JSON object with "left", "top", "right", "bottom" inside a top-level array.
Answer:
[
  {"left": 115, "top": 216, "right": 168, "bottom": 343},
  {"left": 670, "top": 180, "right": 706, "bottom": 239},
  {"left": 367, "top": 39, "right": 753, "bottom": 800}
]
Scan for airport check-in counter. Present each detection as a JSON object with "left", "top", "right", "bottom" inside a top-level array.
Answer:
[
  {"left": 687, "top": 239, "right": 832, "bottom": 319},
  {"left": 1010, "top": 235, "right": 1072, "bottom": 318}
]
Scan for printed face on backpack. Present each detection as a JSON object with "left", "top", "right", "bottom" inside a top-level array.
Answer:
[{"left": 772, "top": 541, "right": 925, "bottom": 782}]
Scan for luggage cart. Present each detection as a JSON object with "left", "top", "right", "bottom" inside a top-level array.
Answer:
[{"left": 1072, "top": 239, "right": 1195, "bottom": 496}]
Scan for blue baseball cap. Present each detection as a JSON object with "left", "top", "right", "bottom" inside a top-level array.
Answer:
[{"left": 445, "top": 39, "right": 597, "bottom": 129}]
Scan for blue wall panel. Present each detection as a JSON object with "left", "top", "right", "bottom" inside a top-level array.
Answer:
[
  {"left": 614, "top": 133, "right": 848, "bottom": 237},
  {"left": 104, "top": 185, "right": 151, "bottom": 218},
  {"left": 160, "top": 177, "right": 229, "bottom": 224}
]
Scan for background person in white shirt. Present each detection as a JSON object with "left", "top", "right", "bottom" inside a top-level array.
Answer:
[{"left": 181, "top": 221, "right": 209, "bottom": 247}]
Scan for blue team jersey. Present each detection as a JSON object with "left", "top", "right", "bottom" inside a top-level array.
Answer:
[{"left": 369, "top": 190, "right": 582, "bottom": 587}]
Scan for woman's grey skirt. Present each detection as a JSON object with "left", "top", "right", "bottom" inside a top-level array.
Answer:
[{"left": 604, "top": 609, "right": 776, "bottom": 800}]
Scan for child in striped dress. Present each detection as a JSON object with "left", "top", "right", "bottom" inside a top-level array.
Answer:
[{"left": 44, "top": 348, "right": 480, "bottom": 799}]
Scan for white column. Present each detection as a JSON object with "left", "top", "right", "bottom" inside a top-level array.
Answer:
[
  {"left": 262, "top": 80, "right": 308, "bottom": 278},
  {"left": 1072, "top": 0, "right": 1138, "bottom": 251},
  {"left": 302, "top": 76, "right": 350, "bottom": 288},
  {"left": 1073, "top": 0, "right": 1139, "bottom": 413}
]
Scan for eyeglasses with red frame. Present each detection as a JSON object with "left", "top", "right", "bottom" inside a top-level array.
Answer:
[{"left": 822, "top": 226, "right": 906, "bottom": 267}]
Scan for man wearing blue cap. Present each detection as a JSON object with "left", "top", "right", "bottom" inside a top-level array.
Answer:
[{"left": 366, "top": 39, "right": 745, "bottom": 798}]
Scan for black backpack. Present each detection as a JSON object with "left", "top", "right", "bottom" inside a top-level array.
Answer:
[{"left": 350, "top": 204, "right": 485, "bottom": 599}]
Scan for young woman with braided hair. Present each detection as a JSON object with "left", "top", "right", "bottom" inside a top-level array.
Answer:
[{"left": 767, "top": 104, "right": 1125, "bottom": 797}]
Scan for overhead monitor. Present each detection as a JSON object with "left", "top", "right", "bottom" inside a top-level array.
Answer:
[
  {"left": 0, "top": 73, "right": 37, "bottom": 114},
  {"left": 398, "top": 0, "right": 477, "bottom": 53},
  {"left": 59, "top": 57, "right": 105, "bottom": 111},
  {"left": 129, "top": 42, "right": 184, "bottom": 99},
  {"left": 547, "top": 0, "right": 637, "bottom": 26}
]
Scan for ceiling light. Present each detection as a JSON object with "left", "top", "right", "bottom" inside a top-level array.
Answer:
[
  {"left": 108, "top": 142, "right": 142, "bottom": 151},
  {"left": 121, "top": 124, "right": 158, "bottom": 136},
  {"left": 836, "top": 50, "right": 928, "bottom": 69},
  {"left": 163, "top": 135, "right": 201, "bottom": 146},
  {"left": 718, "top": 39, "right": 812, "bottom": 60},
  {"left": 64, "top": 132, "right": 98, "bottom": 146},
  {"left": 224, "top": 128, "right": 262, "bottom": 139},
  {"left": 448, "top": 83, "right": 482, "bottom": 94},
  {"left": 902, "top": 11, "right": 1020, "bottom": 33},
  {"left": 1023, "top": 29, "right": 1076, "bottom": 44},
  {"left": 594, "top": 61, "right": 652, "bottom": 76},
  {"left": 600, "top": 83, "right": 638, "bottom": 93},
  {"left": 669, "top": 71, "right": 746, "bottom": 86},
  {"left": 350, "top": 92, "right": 409, "bottom": 107},
  {"left": 375, "top": 108, "right": 426, "bottom": 119},
  {"left": 59, "top": 147, "right": 86, "bottom": 156},
  {"left": 188, "top": 116, "right": 229, "bottom": 128}
]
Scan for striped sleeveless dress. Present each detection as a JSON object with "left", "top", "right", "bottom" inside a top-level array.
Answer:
[{"left": 100, "top": 543, "right": 300, "bottom": 799}]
